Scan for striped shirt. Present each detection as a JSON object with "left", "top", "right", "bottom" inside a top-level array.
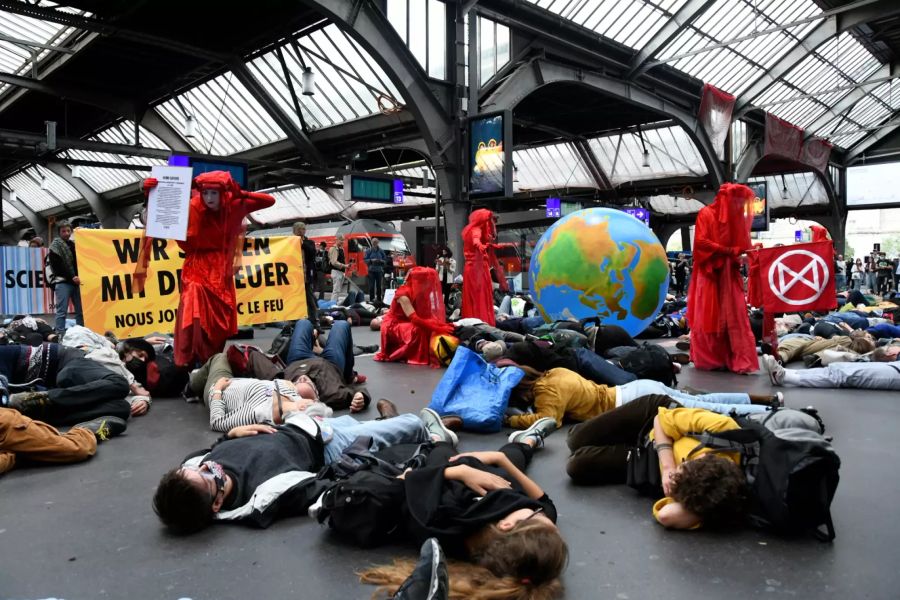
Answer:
[{"left": 209, "top": 378, "right": 299, "bottom": 432}]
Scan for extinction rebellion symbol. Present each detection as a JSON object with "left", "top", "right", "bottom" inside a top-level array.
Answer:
[{"left": 767, "top": 249, "right": 830, "bottom": 306}]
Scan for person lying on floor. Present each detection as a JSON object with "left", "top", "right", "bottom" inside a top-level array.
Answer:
[
  {"left": 763, "top": 352, "right": 900, "bottom": 390},
  {"left": 357, "top": 413, "right": 567, "bottom": 599},
  {"left": 566, "top": 395, "right": 747, "bottom": 530},
  {"left": 152, "top": 407, "right": 458, "bottom": 533},
  {"left": 117, "top": 336, "right": 189, "bottom": 399},
  {"left": 0, "top": 407, "right": 126, "bottom": 476},
  {"left": 506, "top": 367, "right": 780, "bottom": 430},
  {"left": 190, "top": 319, "right": 371, "bottom": 413},
  {"left": 772, "top": 329, "right": 875, "bottom": 366},
  {"left": 0, "top": 342, "right": 141, "bottom": 426}
]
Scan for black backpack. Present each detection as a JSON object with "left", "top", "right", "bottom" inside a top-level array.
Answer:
[
  {"left": 619, "top": 343, "right": 677, "bottom": 387},
  {"left": 688, "top": 415, "right": 840, "bottom": 541}
]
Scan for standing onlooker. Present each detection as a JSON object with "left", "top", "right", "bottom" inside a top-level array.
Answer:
[
  {"left": 893, "top": 257, "right": 900, "bottom": 293},
  {"left": 835, "top": 254, "right": 846, "bottom": 291},
  {"left": 47, "top": 221, "right": 84, "bottom": 336},
  {"left": 314, "top": 241, "right": 328, "bottom": 300},
  {"left": 673, "top": 253, "right": 688, "bottom": 296},
  {"left": 28, "top": 236, "right": 44, "bottom": 248},
  {"left": 850, "top": 258, "right": 864, "bottom": 291},
  {"left": 876, "top": 252, "right": 892, "bottom": 294},
  {"left": 435, "top": 246, "right": 457, "bottom": 307},
  {"left": 293, "top": 222, "right": 319, "bottom": 326},
  {"left": 866, "top": 257, "right": 877, "bottom": 293},
  {"left": 328, "top": 234, "right": 348, "bottom": 302},
  {"left": 363, "top": 237, "right": 387, "bottom": 306}
]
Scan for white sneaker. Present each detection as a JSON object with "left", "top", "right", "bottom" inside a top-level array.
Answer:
[{"left": 762, "top": 354, "right": 785, "bottom": 386}]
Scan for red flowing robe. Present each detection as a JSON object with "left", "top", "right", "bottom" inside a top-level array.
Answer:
[
  {"left": 687, "top": 183, "right": 758, "bottom": 373},
  {"left": 375, "top": 267, "right": 446, "bottom": 366},
  {"left": 461, "top": 209, "right": 499, "bottom": 325},
  {"left": 173, "top": 171, "right": 274, "bottom": 367}
]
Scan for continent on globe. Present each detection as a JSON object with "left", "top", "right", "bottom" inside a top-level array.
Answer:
[{"left": 529, "top": 208, "right": 670, "bottom": 337}]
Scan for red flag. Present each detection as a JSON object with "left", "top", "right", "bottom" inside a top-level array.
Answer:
[{"left": 757, "top": 241, "right": 836, "bottom": 313}]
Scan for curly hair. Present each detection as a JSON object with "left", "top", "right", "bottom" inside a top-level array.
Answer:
[
  {"left": 669, "top": 454, "right": 748, "bottom": 528},
  {"left": 152, "top": 468, "right": 214, "bottom": 534}
]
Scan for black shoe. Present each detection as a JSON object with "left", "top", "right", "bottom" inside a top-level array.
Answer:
[
  {"left": 9, "top": 391, "right": 50, "bottom": 417},
  {"left": 392, "top": 538, "right": 448, "bottom": 600},
  {"left": 71, "top": 416, "right": 128, "bottom": 441},
  {"left": 675, "top": 340, "right": 690, "bottom": 351}
]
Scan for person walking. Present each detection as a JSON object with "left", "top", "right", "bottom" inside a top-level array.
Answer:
[{"left": 329, "top": 235, "right": 349, "bottom": 303}]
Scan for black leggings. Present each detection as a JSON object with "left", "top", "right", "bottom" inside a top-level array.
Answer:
[{"left": 566, "top": 394, "right": 677, "bottom": 485}]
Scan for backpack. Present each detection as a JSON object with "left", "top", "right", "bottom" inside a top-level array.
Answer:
[
  {"left": 315, "top": 439, "right": 431, "bottom": 548},
  {"left": 619, "top": 343, "right": 677, "bottom": 387},
  {"left": 43, "top": 252, "right": 64, "bottom": 287},
  {"left": 688, "top": 413, "right": 840, "bottom": 541},
  {"left": 267, "top": 324, "right": 294, "bottom": 360},
  {"left": 315, "top": 250, "right": 329, "bottom": 273}
]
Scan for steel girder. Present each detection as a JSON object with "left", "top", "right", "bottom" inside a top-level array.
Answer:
[
  {"left": 481, "top": 58, "right": 725, "bottom": 188},
  {"left": 298, "top": 0, "right": 458, "bottom": 200},
  {"left": 735, "top": 0, "right": 900, "bottom": 117},
  {"left": 626, "top": 0, "right": 717, "bottom": 80}
]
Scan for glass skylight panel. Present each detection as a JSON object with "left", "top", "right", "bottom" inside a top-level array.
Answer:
[
  {"left": 762, "top": 172, "right": 826, "bottom": 209},
  {"left": 157, "top": 72, "right": 285, "bottom": 155},
  {"left": 60, "top": 149, "right": 144, "bottom": 193},
  {"left": 513, "top": 143, "right": 595, "bottom": 192},
  {"left": 246, "top": 24, "right": 402, "bottom": 132},
  {"left": 386, "top": 0, "right": 447, "bottom": 79},
  {"left": 0, "top": 2, "right": 84, "bottom": 73},
  {"left": 648, "top": 195, "right": 705, "bottom": 216},
  {"left": 253, "top": 186, "right": 346, "bottom": 223},
  {"left": 526, "top": 0, "right": 687, "bottom": 50},
  {"left": 6, "top": 167, "right": 78, "bottom": 212},
  {"left": 2, "top": 198, "right": 22, "bottom": 220},
  {"left": 654, "top": 0, "right": 821, "bottom": 96},
  {"left": 588, "top": 126, "right": 705, "bottom": 185}
]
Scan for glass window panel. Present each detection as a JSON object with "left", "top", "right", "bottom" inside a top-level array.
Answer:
[
  {"left": 408, "top": 0, "right": 428, "bottom": 71},
  {"left": 387, "top": 0, "right": 408, "bottom": 44},
  {"left": 496, "top": 23, "right": 510, "bottom": 70},
  {"left": 428, "top": 0, "right": 446, "bottom": 79},
  {"left": 479, "top": 17, "right": 495, "bottom": 85}
]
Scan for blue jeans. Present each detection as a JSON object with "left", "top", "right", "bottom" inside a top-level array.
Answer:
[
  {"left": 323, "top": 414, "right": 427, "bottom": 464},
  {"left": 615, "top": 379, "right": 768, "bottom": 415},
  {"left": 574, "top": 348, "right": 636, "bottom": 386},
  {"left": 368, "top": 270, "right": 384, "bottom": 304},
  {"left": 824, "top": 313, "right": 868, "bottom": 329},
  {"left": 54, "top": 282, "right": 84, "bottom": 332},
  {"left": 287, "top": 319, "right": 354, "bottom": 382}
]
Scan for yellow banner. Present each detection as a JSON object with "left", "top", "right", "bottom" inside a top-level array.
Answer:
[{"left": 76, "top": 229, "right": 307, "bottom": 338}]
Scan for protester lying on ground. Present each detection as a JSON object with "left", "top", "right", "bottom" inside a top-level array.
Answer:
[
  {"left": 0, "top": 315, "right": 58, "bottom": 345},
  {"left": 0, "top": 407, "right": 126, "bottom": 475},
  {"left": 191, "top": 319, "right": 371, "bottom": 413},
  {"left": 152, "top": 408, "right": 457, "bottom": 533},
  {"left": 772, "top": 330, "right": 875, "bottom": 366},
  {"left": 0, "top": 342, "right": 136, "bottom": 425},
  {"left": 566, "top": 395, "right": 747, "bottom": 530},
  {"left": 117, "top": 336, "right": 189, "bottom": 398},
  {"left": 867, "top": 322, "right": 900, "bottom": 339},
  {"left": 506, "top": 367, "right": 778, "bottom": 430},
  {"left": 763, "top": 353, "right": 900, "bottom": 390},
  {"left": 203, "top": 376, "right": 331, "bottom": 432},
  {"left": 358, "top": 415, "right": 567, "bottom": 599},
  {"left": 375, "top": 267, "right": 454, "bottom": 367}
]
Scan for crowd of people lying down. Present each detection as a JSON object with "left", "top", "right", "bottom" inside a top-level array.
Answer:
[{"left": 2, "top": 279, "right": 894, "bottom": 598}]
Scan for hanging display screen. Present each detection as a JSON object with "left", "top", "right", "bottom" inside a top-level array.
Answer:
[
  {"left": 748, "top": 181, "right": 769, "bottom": 232},
  {"left": 468, "top": 110, "right": 513, "bottom": 199}
]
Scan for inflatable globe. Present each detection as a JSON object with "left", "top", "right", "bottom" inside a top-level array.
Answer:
[{"left": 529, "top": 208, "right": 669, "bottom": 336}]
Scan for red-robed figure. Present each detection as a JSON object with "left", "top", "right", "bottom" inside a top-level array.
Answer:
[
  {"left": 142, "top": 171, "right": 275, "bottom": 367},
  {"left": 687, "top": 183, "right": 757, "bottom": 373},
  {"left": 461, "top": 209, "right": 507, "bottom": 325},
  {"left": 374, "top": 267, "right": 453, "bottom": 367}
]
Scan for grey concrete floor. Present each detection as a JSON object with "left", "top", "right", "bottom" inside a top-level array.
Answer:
[{"left": 1, "top": 325, "right": 899, "bottom": 599}]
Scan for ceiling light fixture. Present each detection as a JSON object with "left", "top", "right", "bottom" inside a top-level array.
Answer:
[
  {"left": 301, "top": 67, "right": 315, "bottom": 96},
  {"left": 184, "top": 115, "right": 197, "bottom": 138},
  {"left": 40, "top": 174, "right": 50, "bottom": 191},
  {"left": 71, "top": 165, "right": 83, "bottom": 178}
]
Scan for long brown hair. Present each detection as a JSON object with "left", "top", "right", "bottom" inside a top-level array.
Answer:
[
  {"left": 360, "top": 521, "right": 568, "bottom": 600},
  {"left": 510, "top": 365, "right": 543, "bottom": 406}
]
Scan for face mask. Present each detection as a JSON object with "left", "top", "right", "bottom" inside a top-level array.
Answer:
[{"left": 125, "top": 357, "right": 147, "bottom": 384}]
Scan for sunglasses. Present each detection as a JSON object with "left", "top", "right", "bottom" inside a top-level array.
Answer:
[{"left": 522, "top": 507, "right": 544, "bottom": 523}]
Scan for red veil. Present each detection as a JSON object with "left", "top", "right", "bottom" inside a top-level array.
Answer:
[
  {"left": 375, "top": 267, "right": 448, "bottom": 366},
  {"left": 462, "top": 209, "right": 501, "bottom": 325},
  {"left": 687, "top": 183, "right": 757, "bottom": 373}
]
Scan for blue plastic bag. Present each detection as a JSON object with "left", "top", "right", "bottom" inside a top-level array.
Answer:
[{"left": 428, "top": 347, "right": 525, "bottom": 433}]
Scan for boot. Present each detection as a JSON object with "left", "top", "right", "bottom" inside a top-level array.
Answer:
[{"left": 9, "top": 390, "right": 50, "bottom": 417}]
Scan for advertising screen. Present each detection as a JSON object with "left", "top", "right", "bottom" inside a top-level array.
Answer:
[
  {"left": 748, "top": 181, "right": 769, "bottom": 232},
  {"left": 469, "top": 111, "right": 512, "bottom": 199}
]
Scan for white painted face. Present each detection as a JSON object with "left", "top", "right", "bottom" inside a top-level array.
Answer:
[{"left": 201, "top": 189, "right": 221, "bottom": 211}]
